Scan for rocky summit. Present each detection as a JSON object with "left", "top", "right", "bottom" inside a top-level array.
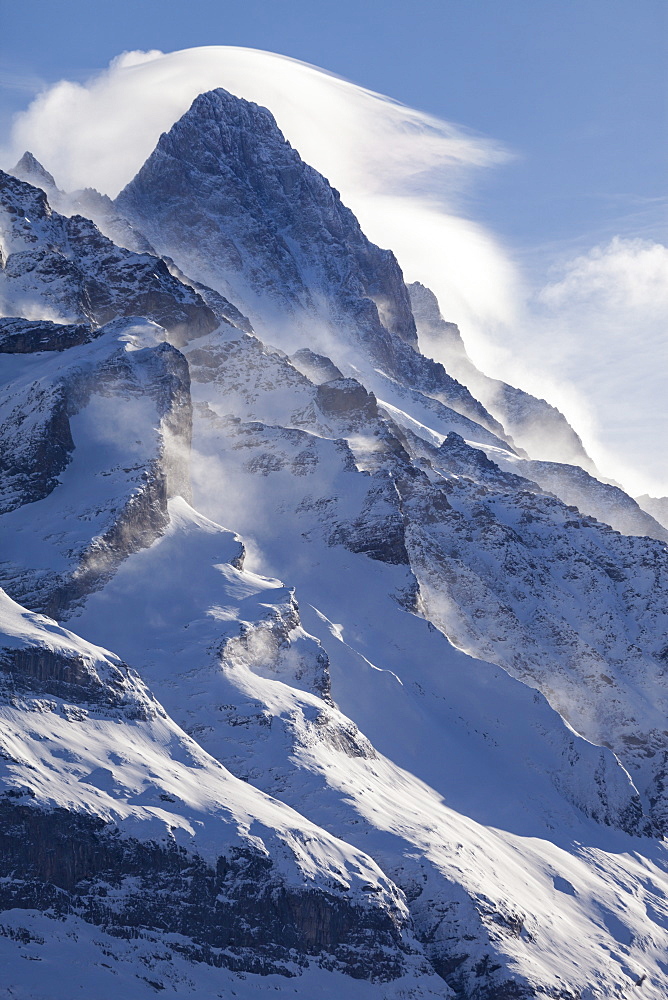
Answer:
[{"left": 1, "top": 88, "right": 667, "bottom": 1000}]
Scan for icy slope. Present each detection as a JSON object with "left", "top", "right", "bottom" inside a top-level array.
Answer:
[
  {"left": 177, "top": 346, "right": 668, "bottom": 832},
  {"left": 0, "top": 587, "right": 442, "bottom": 993}
]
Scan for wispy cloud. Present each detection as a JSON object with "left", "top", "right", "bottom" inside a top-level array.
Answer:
[
  {"left": 0, "top": 64, "right": 47, "bottom": 96},
  {"left": 0, "top": 46, "right": 520, "bottom": 355}
]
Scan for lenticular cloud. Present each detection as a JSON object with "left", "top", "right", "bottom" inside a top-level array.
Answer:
[{"left": 5, "top": 46, "right": 508, "bottom": 201}]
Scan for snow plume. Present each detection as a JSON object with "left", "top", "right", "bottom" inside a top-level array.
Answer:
[
  {"left": 526, "top": 237, "right": 668, "bottom": 496},
  {"left": 417, "top": 234, "right": 668, "bottom": 496},
  {"left": 0, "top": 293, "right": 72, "bottom": 324}
]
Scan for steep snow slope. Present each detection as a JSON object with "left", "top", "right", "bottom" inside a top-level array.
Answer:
[
  {"left": 0, "top": 587, "right": 442, "bottom": 993},
  {"left": 144, "top": 295, "right": 668, "bottom": 838},
  {"left": 192, "top": 406, "right": 668, "bottom": 826},
  {"left": 72, "top": 497, "right": 668, "bottom": 999}
]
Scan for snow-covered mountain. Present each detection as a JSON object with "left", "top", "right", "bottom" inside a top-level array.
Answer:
[{"left": 1, "top": 87, "right": 667, "bottom": 999}]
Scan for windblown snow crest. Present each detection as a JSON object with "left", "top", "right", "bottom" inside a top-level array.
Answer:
[{"left": 1, "top": 88, "right": 668, "bottom": 999}]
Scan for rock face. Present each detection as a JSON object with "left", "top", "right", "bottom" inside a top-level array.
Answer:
[
  {"left": 115, "top": 90, "right": 511, "bottom": 444},
  {"left": 397, "top": 459, "right": 668, "bottom": 830},
  {"left": 0, "top": 316, "right": 94, "bottom": 353},
  {"left": 435, "top": 431, "right": 541, "bottom": 492},
  {"left": 290, "top": 346, "right": 344, "bottom": 384},
  {"left": 501, "top": 456, "right": 668, "bottom": 542},
  {"left": 638, "top": 493, "right": 668, "bottom": 530},
  {"left": 10, "top": 149, "right": 164, "bottom": 255},
  {"left": 2, "top": 83, "right": 668, "bottom": 1000},
  {"left": 0, "top": 170, "right": 217, "bottom": 344},
  {"left": 116, "top": 89, "right": 418, "bottom": 355},
  {"left": 9, "top": 151, "right": 59, "bottom": 194},
  {"left": 0, "top": 803, "right": 414, "bottom": 981}
]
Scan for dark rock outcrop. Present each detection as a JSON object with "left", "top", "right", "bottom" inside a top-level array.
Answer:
[
  {"left": 290, "top": 347, "right": 343, "bottom": 383},
  {"left": 0, "top": 325, "right": 193, "bottom": 616},
  {"left": 329, "top": 472, "right": 410, "bottom": 565},
  {"left": 316, "top": 377, "right": 378, "bottom": 422},
  {"left": 0, "top": 802, "right": 409, "bottom": 981},
  {"left": 0, "top": 645, "right": 150, "bottom": 718},
  {"left": 0, "top": 317, "right": 94, "bottom": 353},
  {"left": 436, "top": 432, "right": 541, "bottom": 493},
  {"left": 42, "top": 462, "right": 170, "bottom": 619},
  {"left": 0, "top": 384, "right": 74, "bottom": 513}
]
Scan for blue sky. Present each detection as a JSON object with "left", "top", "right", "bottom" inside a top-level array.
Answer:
[{"left": 1, "top": 0, "right": 666, "bottom": 254}]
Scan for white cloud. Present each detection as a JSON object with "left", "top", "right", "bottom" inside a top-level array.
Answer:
[
  {"left": 533, "top": 238, "right": 668, "bottom": 495},
  {"left": 2, "top": 47, "right": 666, "bottom": 496},
  {"left": 539, "top": 237, "right": 668, "bottom": 317}
]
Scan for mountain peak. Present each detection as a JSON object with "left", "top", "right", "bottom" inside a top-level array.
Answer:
[
  {"left": 10, "top": 150, "right": 58, "bottom": 193},
  {"left": 116, "top": 86, "right": 419, "bottom": 360}
]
